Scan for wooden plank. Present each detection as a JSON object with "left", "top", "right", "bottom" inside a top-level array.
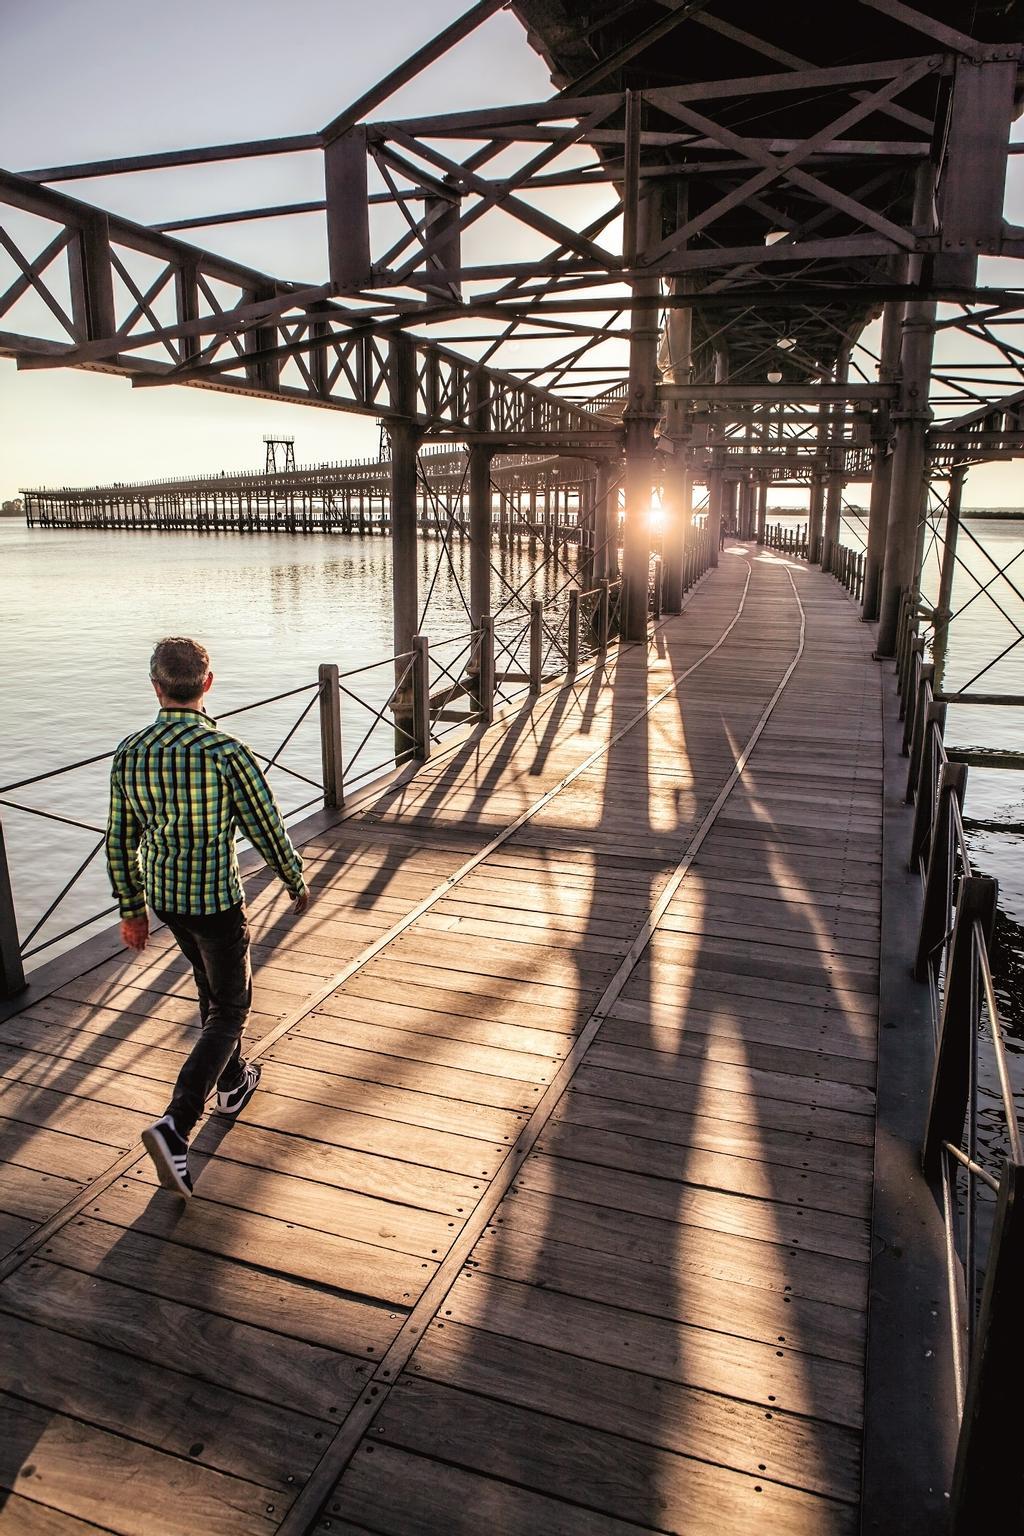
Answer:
[
  {"left": 0, "top": 1309, "right": 335, "bottom": 1489},
  {"left": 572, "top": 1063, "right": 875, "bottom": 1147},
  {"left": 0, "top": 1047, "right": 173, "bottom": 1117},
  {"left": 0, "top": 1162, "right": 82, "bottom": 1223},
  {"left": 267, "top": 1036, "right": 542, "bottom": 1112},
  {"left": 0, "top": 1119, "right": 119, "bottom": 1183},
  {"left": 470, "top": 1223, "right": 864, "bottom": 1362},
  {"left": 535, "top": 1118, "right": 871, "bottom": 1217},
  {"left": 263, "top": 1058, "right": 524, "bottom": 1146},
  {"left": 338, "top": 971, "right": 585, "bottom": 1031},
  {"left": 0, "top": 1212, "right": 35, "bottom": 1260},
  {"left": 442, "top": 1271, "right": 864, "bottom": 1427},
  {"left": 0, "top": 1492, "right": 125, "bottom": 1534},
  {"left": 0, "top": 1258, "right": 367, "bottom": 1419},
  {"left": 83, "top": 1176, "right": 437, "bottom": 1306},
  {"left": 0, "top": 1080, "right": 146, "bottom": 1147},
  {"left": 314, "top": 991, "right": 575, "bottom": 1052},
  {"left": 510, "top": 1154, "right": 871, "bottom": 1262},
  {"left": 185, "top": 1116, "right": 483, "bottom": 1212},
  {"left": 328, "top": 1441, "right": 657, "bottom": 1536},
  {"left": 388, "top": 929, "right": 620, "bottom": 987},
  {"left": 130, "top": 1151, "right": 462, "bottom": 1257},
  {"left": 294, "top": 1013, "right": 561, "bottom": 1083},
  {"left": 407, "top": 1320, "right": 861, "bottom": 1502},
  {"left": 554, "top": 1090, "right": 874, "bottom": 1180},
  {"left": 43, "top": 1215, "right": 398, "bottom": 1356},
  {"left": 0, "top": 1394, "right": 280, "bottom": 1536},
  {"left": 596, "top": 1012, "right": 877, "bottom": 1084},
  {"left": 241, "top": 1090, "right": 501, "bottom": 1177},
  {"left": 581, "top": 1038, "right": 876, "bottom": 1115},
  {"left": 364, "top": 957, "right": 599, "bottom": 1012},
  {"left": 373, "top": 1373, "right": 857, "bottom": 1535}
]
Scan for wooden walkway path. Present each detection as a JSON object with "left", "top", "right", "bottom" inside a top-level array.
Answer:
[{"left": 0, "top": 545, "right": 881, "bottom": 1536}]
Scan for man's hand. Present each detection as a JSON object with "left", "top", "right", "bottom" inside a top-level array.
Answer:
[
  {"left": 121, "top": 915, "right": 149, "bottom": 952},
  {"left": 291, "top": 887, "right": 309, "bottom": 916}
]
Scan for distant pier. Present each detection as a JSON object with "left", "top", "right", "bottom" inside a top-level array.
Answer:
[{"left": 21, "top": 449, "right": 601, "bottom": 546}]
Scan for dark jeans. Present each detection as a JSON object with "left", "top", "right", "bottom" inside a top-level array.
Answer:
[{"left": 155, "top": 902, "right": 252, "bottom": 1138}]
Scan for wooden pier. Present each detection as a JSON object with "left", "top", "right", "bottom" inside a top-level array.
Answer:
[
  {"left": 0, "top": 549, "right": 890, "bottom": 1534},
  {"left": 21, "top": 450, "right": 600, "bottom": 545}
]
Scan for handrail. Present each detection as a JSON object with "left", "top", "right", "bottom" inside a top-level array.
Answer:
[{"left": 893, "top": 588, "right": 1024, "bottom": 1530}]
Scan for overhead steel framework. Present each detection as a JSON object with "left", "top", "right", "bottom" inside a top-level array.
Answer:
[{"left": 3, "top": 0, "right": 1024, "bottom": 655}]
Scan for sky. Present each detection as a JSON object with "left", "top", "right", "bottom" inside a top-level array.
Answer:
[
  {"left": 0, "top": 0, "right": 555, "bottom": 496},
  {"left": 2, "top": 2, "right": 1024, "bottom": 506}
]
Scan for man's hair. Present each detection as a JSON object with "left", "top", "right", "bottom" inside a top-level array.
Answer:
[{"left": 150, "top": 637, "right": 210, "bottom": 703}]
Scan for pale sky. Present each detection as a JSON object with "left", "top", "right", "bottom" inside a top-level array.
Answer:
[
  {"left": 0, "top": 0, "right": 554, "bottom": 497},
  {"left": 2, "top": 2, "right": 1023, "bottom": 507}
]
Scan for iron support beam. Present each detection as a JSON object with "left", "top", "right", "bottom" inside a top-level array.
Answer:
[
  {"left": 931, "top": 463, "right": 967, "bottom": 691},
  {"left": 807, "top": 473, "right": 825, "bottom": 566},
  {"left": 706, "top": 458, "right": 724, "bottom": 568},
  {"left": 622, "top": 180, "right": 661, "bottom": 642},
  {"left": 876, "top": 298, "right": 936, "bottom": 652},
  {"left": 863, "top": 298, "right": 904, "bottom": 618},
  {"left": 388, "top": 337, "right": 421, "bottom": 750},
  {"left": 325, "top": 129, "right": 372, "bottom": 290},
  {"left": 661, "top": 454, "right": 691, "bottom": 613},
  {"left": 468, "top": 444, "right": 493, "bottom": 626},
  {"left": 592, "top": 459, "right": 616, "bottom": 583}
]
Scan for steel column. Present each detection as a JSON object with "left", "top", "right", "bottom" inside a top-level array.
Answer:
[
  {"left": 592, "top": 459, "right": 615, "bottom": 583},
  {"left": 707, "top": 459, "right": 724, "bottom": 567},
  {"left": 389, "top": 336, "right": 421, "bottom": 751},
  {"left": 661, "top": 455, "right": 690, "bottom": 613},
  {"left": 807, "top": 472, "right": 825, "bottom": 565},
  {"left": 622, "top": 162, "right": 661, "bottom": 642},
  {"left": 468, "top": 443, "right": 492, "bottom": 625},
  {"left": 932, "top": 464, "right": 967, "bottom": 692}
]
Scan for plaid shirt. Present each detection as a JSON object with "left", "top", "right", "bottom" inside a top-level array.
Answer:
[{"left": 105, "top": 707, "right": 305, "bottom": 919}]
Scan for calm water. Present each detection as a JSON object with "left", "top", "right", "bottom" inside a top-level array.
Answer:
[{"left": 0, "top": 521, "right": 584, "bottom": 964}]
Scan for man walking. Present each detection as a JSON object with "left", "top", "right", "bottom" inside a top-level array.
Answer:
[{"left": 105, "top": 636, "right": 308, "bottom": 1199}]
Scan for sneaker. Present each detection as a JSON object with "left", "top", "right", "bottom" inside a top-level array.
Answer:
[
  {"left": 141, "top": 1115, "right": 193, "bottom": 1200},
  {"left": 216, "top": 1061, "right": 262, "bottom": 1118}
]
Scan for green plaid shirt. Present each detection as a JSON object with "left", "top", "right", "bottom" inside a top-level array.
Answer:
[{"left": 105, "top": 707, "right": 305, "bottom": 919}]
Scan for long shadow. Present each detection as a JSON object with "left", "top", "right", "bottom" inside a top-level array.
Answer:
[
  {"left": 0, "top": 558, "right": 880, "bottom": 1531},
  {"left": 408, "top": 549, "right": 877, "bottom": 1530}
]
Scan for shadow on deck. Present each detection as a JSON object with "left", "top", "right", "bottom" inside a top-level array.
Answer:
[{"left": 0, "top": 546, "right": 886, "bottom": 1536}]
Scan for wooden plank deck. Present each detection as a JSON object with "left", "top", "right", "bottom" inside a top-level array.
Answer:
[{"left": 0, "top": 544, "right": 881, "bottom": 1536}]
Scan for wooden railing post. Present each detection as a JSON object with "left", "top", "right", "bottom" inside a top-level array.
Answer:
[
  {"left": 597, "top": 579, "right": 610, "bottom": 650},
  {"left": 904, "top": 660, "right": 934, "bottom": 772},
  {"left": 529, "top": 599, "right": 543, "bottom": 694},
  {"left": 907, "top": 693, "right": 944, "bottom": 806},
  {"left": 317, "top": 663, "right": 345, "bottom": 809},
  {"left": 949, "top": 1159, "right": 1024, "bottom": 1532},
  {"left": 0, "top": 815, "right": 26, "bottom": 999},
  {"left": 652, "top": 556, "right": 663, "bottom": 619},
  {"left": 479, "top": 614, "right": 495, "bottom": 724},
  {"left": 899, "top": 632, "right": 924, "bottom": 735},
  {"left": 914, "top": 761, "right": 967, "bottom": 979},
  {"left": 567, "top": 589, "right": 580, "bottom": 677},
  {"left": 411, "top": 634, "right": 431, "bottom": 761},
  {"left": 922, "top": 875, "right": 998, "bottom": 1178}
]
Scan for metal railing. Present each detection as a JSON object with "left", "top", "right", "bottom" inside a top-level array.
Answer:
[
  {"left": 0, "top": 534, "right": 717, "bottom": 997},
  {"left": 894, "top": 590, "right": 1024, "bottom": 1530}
]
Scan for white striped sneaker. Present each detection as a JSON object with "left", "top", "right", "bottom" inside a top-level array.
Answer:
[
  {"left": 216, "top": 1061, "right": 262, "bottom": 1117},
  {"left": 141, "top": 1115, "right": 193, "bottom": 1199}
]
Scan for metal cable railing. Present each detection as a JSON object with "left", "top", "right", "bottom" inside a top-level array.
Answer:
[
  {"left": 0, "top": 529, "right": 718, "bottom": 995},
  {"left": 894, "top": 590, "right": 1024, "bottom": 1526}
]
